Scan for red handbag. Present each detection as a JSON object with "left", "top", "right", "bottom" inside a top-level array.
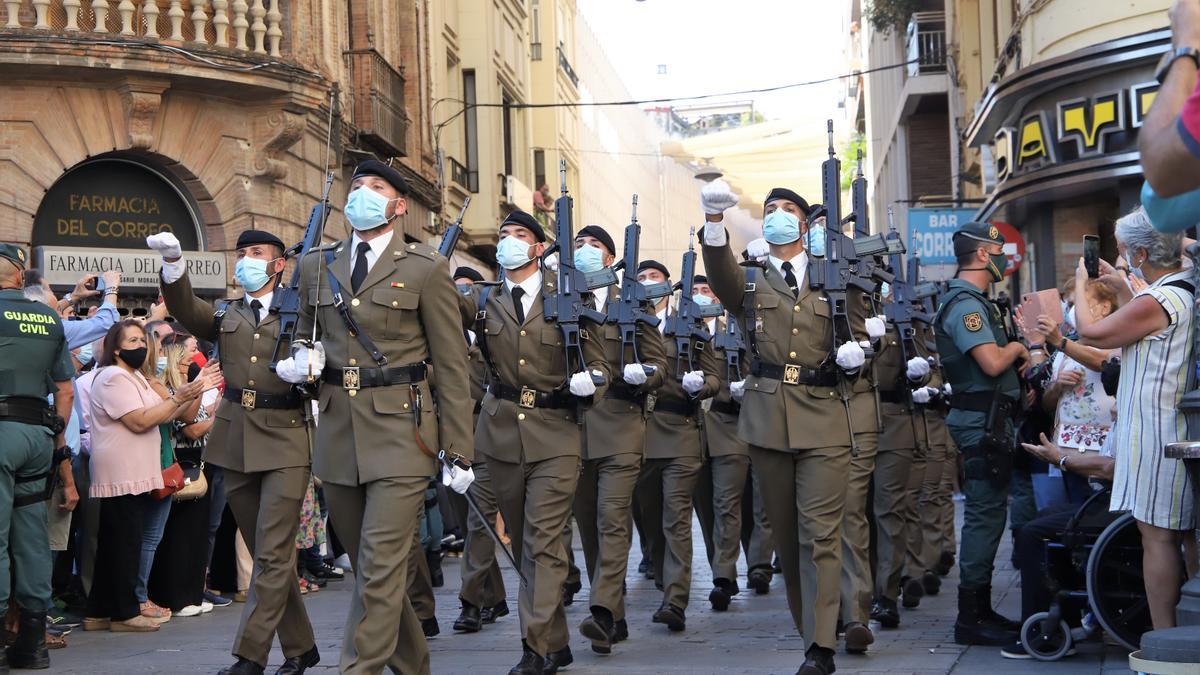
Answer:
[{"left": 151, "top": 462, "right": 185, "bottom": 500}]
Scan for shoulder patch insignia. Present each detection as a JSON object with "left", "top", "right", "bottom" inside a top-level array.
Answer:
[{"left": 963, "top": 312, "right": 983, "bottom": 332}]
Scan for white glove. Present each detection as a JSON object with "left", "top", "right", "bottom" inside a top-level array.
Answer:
[
  {"left": 911, "top": 387, "right": 933, "bottom": 404},
  {"left": 442, "top": 464, "right": 475, "bottom": 494},
  {"left": 700, "top": 179, "right": 738, "bottom": 215},
  {"left": 746, "top": 237, "right": 770, "bottom": 260},
  {"left": 569, "top": 370, "right": 600, "bottom": 397},
  {"left": 623, "top": 363, "right": 651, "bottom": 386},
  {"left": 865, "top": 316, "right": 887, "bottom": 340},
  {"left": 293, "top": 342, "right": 326, "bottom": 378},
  {"left": 681, "top": 370, "right": 706, "bottom": 395},
  {"left": 906, "top": 356, "right": 931, "bottom": 381},
  {"left": 943, "top": 383, "right": 952, "bottom": 396},
  {"left": 274, "top": 357, "right": 305, "bottom": 384},
  {"left": 730, "top": 380, "right": 746, "bottom": 401},
  {"left": 836, "top": 340, "right": 866, "bottom": 371},
  {"left": 146, "top": 232, "right": 182, "bottom": 260},
  {"left": 544, "top": 252, "right": 559, "bottom": 272}
]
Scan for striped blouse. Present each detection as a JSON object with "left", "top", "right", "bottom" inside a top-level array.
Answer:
[{"left": 1110, "top": 269, "right": 1196, "bottom": 530}]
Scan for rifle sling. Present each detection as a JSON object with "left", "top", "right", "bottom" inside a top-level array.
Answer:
[{"left": 323, "top": 249, "right": 388, "bottom": 368}]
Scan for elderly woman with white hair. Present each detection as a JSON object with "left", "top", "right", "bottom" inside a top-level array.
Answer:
[{"left": 1072, "top": 206, "right": 1195, "bottom": 630}]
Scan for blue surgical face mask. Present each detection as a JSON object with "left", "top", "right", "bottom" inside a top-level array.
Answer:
[
  {"left": 640, "top": 278, "right": 662, "bottom": 287},
  {"left": 234, "top": 256, "right": 276, "bottom": 292},
  {"left": 692, "top": 293, "right": 713, "bottom": 306},
  {"left": 880, "top": 282, "right": 890, "bottom": 297},
  {"left": 156, "top": 356, "right": 168, "bottom": 375},
  {"left": 763, "top": 209, "right": 801, "bottom": 245},
  {"left": 573, "top": 244, "right": 605, "bottom": 273},
  {"left": 76, "top": 342, "right": 94, "bottom": 366},
  {"left": 1125, "top": 250, "right": 1145, "bottom": 278},
  {"left": 496, "top": 236, "right": 534, "bottom": 270},
  {"left": 344, "top": 187, "right": 396, "bottom": 231},
  {"left": 805, "top": 222, "right": 827, "bottom": 257}
]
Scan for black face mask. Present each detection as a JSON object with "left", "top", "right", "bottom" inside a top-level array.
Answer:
[
  {"left": 187, "top": 362, "right": 201, "bottom": 382},
  {"left": 119, "top": 347, "right": 148, "bottom": 370}
]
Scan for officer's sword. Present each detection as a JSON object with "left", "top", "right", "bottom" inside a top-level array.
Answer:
[{"left": 437, "top": 451, "right": 528, "bottom": 587}]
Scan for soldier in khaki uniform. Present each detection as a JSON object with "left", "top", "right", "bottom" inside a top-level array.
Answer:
[
  {"left": 700, "top": 183, "right": 869, "bottom": 675},
  {"left": 570, "top": 226, "right": 667, "bottom": 654},
  {"left": 466, "top": 210, "right": 611, "bottom": 675},
  {"left": 287, "top": 160, "right": 475, "bottom": 675},
  {"left": 151, "top": 229, "right": 319, "bottom": 675},
  {"left": 635, "top": 260, "right": 721, "bottom": 634}
]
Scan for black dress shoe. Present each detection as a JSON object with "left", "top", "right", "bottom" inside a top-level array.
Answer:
[
  {"left": 544, "top": 645, "right": 573, "bottom": 674},
  {"left": 922, "top": 570, "right": 941, "bottom": 596},
  {"left": 454, "top": 604, "right": 481, "bottom": 633},
  {"left": 934, "top": 550, "right": 955, "bottom": 576},
  {"left": 482, "top": 601, "right": 510, "bottom": 623},
  {"left": 613, "top": 619, "right": 629, "bottom": 643},
  {"left": 651, "top": 604, "right": 686, "bottom": 632},
  {"left": 842, "top": 622, "right": 874, "bottom": 654},
  {"left": 579, "top": 609, "right": 616, "bottom": 654},
  {"left": 870, "top": 597, "right": 900, "bottom": 629},
  {"left": 796, "top": 645, "right": 836, "bottom": 675},
  {"left": 218, "top": 657, "right": 265, "bottom": 675},
  {"left": 274, "top": 645, "right": 319, "bottom": 675},
  {"left": 747, "top": 568, "right": 772, "bottom": 595},
  {"left": 421, "top": 617, "right": 440, "bottom": 639},
  {"left": 509, "top": 643, "right": 544, "bottom": 675},
  {"left": 561, "top": 580, "right": 582, "bottom": 606},
  {"left": 901, "top": 576, "right": 924, "bottom": 609},
  {"left": 305, "top": 562, "right": 344, "bottom": 581},
  {"left": 708, "top": 585, "right": 731, "bottom": 612}
]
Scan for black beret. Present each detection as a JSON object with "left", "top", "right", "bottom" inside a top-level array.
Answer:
[
  {"left": 351, "top": 160, "right": 410, "bottom": 195},
  {"left": 453, "top": 266, "right": 484, "bottom": 283},
  {"left": 500, "top": 210, "right": 546, "bottom": 242},
  {"left": 692, "top": 274, "right": 709, "bottom": 285},
  {"left": 637, "top": 259, "right": 670, "bottom": 279},
  {"left": 235, "top": 230, "right": 285, "bottom": 251},
  {"left": 952, "top": 221, "right": 1005, "bottom": 256},
  {"left": 763, "top": 187, "right": 811, "bottom": 215},
  {"left": 575, "top": 225, "right": 616, "bottom": 256},
  {"left": 0, "top": 243, "right": 27, "bottom": 267}
]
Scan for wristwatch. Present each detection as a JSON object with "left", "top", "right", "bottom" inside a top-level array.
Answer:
[
  {"left": 1156, "top": 46, "right": 1200, "bottom": 84},
  {"left": 1058, "top": 454, "right": 1069, "bottom": 471}
]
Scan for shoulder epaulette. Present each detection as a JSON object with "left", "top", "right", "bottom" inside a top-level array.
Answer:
[{"left": 400, "top": 242, "right": 439, "bottom": 260}]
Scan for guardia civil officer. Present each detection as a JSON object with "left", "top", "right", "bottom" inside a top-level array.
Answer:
[
  {"left": 699, "top": 183, "right": 869, "bottom": 675},
  {"left": 151, "top": 228, "right": 320, "bottom": 675},
  {"left": 570, "top": 226, "right": 667, "bottom": 654},
  {"left": 464, "top": 210, "right": 611, "bottom": 675},
  {"left": 933, "top": 222, "right": 1027, "bottom": 646},
  {"left": 288, "top": 160, "right": 475, "bottom": 674},
  {"left": 0, "top": 243, "right": 75, "bottom": 671}
]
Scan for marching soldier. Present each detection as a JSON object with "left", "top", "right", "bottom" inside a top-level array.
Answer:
[
  {"left": 690, "top": 276, "right": 751, "bottom": 613},
  {"left": 287, "top": 160, "right": 475, "bottom": 674},
  {"left": 151, "top": 229, "right": 320, "bottom": 675},
  {"left": 465, "top": 210, "right": 611, "bottom": 674},
  {"left": 570, "top": 225, "right": 667, "bottom": 654},
  {"left": 0, "top": 243, "right": 75, "bottom": 671},
  {"left": 635, "top": 260, "right": 720, "bottom": 633},
  {"left": 699, "top": 183, "right": 869, "bottom": 675},
  {"left": 741, "top": 472, "right": 775, "bottom": 594},
  {"left": 933, "top": 222, "right": 1026, "bottom": 646}
]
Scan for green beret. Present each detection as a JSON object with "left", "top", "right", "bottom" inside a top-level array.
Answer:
[
  {"left": 0, "top": 243, "right": 28, "bottom": 267},
  {"left": 952, "top": 221, "right": 1004, "bottom": 255}
]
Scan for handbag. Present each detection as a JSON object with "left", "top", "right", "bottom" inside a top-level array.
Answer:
[
  {"left": 174, "top": 461, "right": 208, "bottom": 501},
  {"left": 151, "top": 462, "right": 185, "bottom": 500}
]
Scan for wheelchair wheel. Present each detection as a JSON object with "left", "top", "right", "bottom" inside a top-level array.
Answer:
[
  {"left": 1021, "top": 612, "right": 1073, "bottom": 661},
  {"left": 1085, "top": 513, "right": 1151, "bottom": 651}
]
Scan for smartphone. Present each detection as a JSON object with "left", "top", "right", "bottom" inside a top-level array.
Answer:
[{"left": 1083, "top": 235, "right": 1100, "bottom": 278}]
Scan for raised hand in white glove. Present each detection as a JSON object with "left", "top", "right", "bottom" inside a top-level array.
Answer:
[
  {"left": 146, "top": 232, "right": 183, "bottom": 260},
  {"left": 911, "top": 386, "right": 933, "bottom": 404},
  {"left": 681, "top": 370, "right": 706, "bottom": 395},
  {"left": 544, "top": 252, "right": 559, "bottom": 272},
  {"left": 700, "top": 179, "right": 739, "bottom": 215},
  {"left": 623, "top": 363, "right": 652, "bottom": 386},
  {"left": 442, "top": 464, "right": 475, "bottom": 494},
  {"left": 865, "top": 316, "right": 887, "bottom": 340},
  {"left": 569, "top": 370, "right": 600, "bottom": 397},
  {"left": 746, "top": 238, "right": 770, "bottom": 260},
  {"left": 943, "top": 383, "right": 952, "bottom": 396},
  {"left": 730, "top": 380, "right": 746, "bottom": 401},
  {"left": 293, "top": 342, "right": 326, "bottom": 379},
  {"left": 836, "top": 340, "right": 866, "bottom": 371},
  {"left": 906, "top": 356, "right": 931, "bottom": 381},
  {"left": 274, "top": 357, "right": 305, "bottom": 384}
]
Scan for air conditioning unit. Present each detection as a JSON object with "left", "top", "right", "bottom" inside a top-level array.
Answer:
[{"left": 505, "top": 175, "right": 535, "bottom": 210}]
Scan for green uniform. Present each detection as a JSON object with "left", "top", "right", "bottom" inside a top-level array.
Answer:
[
  {"left": 0, "top": 288, "right": 74, "bottom": 614},
  {"left": 934, "top": 279, "right": 1019, "bottom": 590}
]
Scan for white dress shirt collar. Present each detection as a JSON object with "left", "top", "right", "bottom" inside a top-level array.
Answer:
[
  {"left": 505, "top": 270, "right": 542, "bottom": 316},
  {"left": 244, "top": 290, "right": 273, "bottom": 321},
  {"left": 768, "top": 251, "right": 808, "bottom": 288},
  {"left": 350, "top": 230, "right": 394, "bottom": 272}
]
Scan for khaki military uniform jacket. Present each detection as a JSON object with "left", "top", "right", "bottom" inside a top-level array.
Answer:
[
  {"left": 295, "top": 237, "right": 473, "bottom": 486},
  {"left": 702, "top": 240, "right": 869, "bottom": 452},
  {"left": 703, "top": 319, "right": 750, "bottom": 458},
  {"left": 582, "top": 286, "right": 668, "bottom": 461},
  {"left": 877, "top": 320, "right": 941, "bottom": 451},
  {"left": 644, "top": 312, "right": 721, "bottom": 460},
  {"left": 162, "top": 272, "right": 308, "bottom": 473},
  {"left": 469, "top": 276, "right": 612, "bottom": 464}
]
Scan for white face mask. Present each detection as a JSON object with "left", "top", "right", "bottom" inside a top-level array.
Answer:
[{"left": 1065, "top": 305, "right": 1076, "bottom": 330}]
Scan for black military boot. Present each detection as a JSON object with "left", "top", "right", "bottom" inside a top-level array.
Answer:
[
  {"left": 922, "top": 570, "right": 941, "bottom": 596},
  {"left": 870, "top": 596, "right": 900, "bottom": 629},
  {"left": 934, "top": 550, "right": 955, "bottom": 576},
  {"left": 901, "top": 575, "right": 924, "bottom": 608},
  {"left": 543, "top": 644, "right": 573, "bottom": 674},
  {"left": 454, "top": 602, "right": 482, "bottom": 633},
  {"left": 954, "top": 586, "right": 1018, "bottom": 646},
  {"left": 976, "top": 585, "right": 1021, "bottom": 631},
  {"left": 509, "top": 641, "right": 544, "bottom": 675},
  {"left": 274, "top": 645, "right": 319, "bottom": 675},
  {"left": 795, "top": 643, "right": 836, "bottom": 675},
  {"left": 7, "top": 609, "right": 49, "bottom": 669},
  {"left": 579, "top": 606, "right": 616, "bottom": 655}
]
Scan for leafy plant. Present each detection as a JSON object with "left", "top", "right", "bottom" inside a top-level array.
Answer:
[
  {"left": 865, "top": 0, "right": 921, "bottom": 34},
  {"left": 841, "top": 133, "right": 866, "bottom": 191}
]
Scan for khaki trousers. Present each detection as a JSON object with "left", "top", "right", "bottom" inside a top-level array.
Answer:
[
  {"left": 912, "top": 442, "right": 951, "bottom": 575},
  {"left": 407, "top": 525, "right": 435, "bottom": 621},
  {"left": 457, "top": 459, "right": 506, "bottom": 609},
  {"left": 838, "top": 433, "right": 879, "bottom": 625},
  {"left": 694, "top": 454, "right": 749, "bottom": 585},
  {"left": 741, "top": 467, "right": 774, "bottom": 572},
  {"left": 871, "top": 447, "right": 915, "bottom": 601},
  {"left": 636, "top": 456, "right": 703, "bottom": 610},
  {"left": 574, "top": 452, "right": 642, "bottom": 620},
  {"left": 903, "top": 448, "right": 930, "bottom": 577}
]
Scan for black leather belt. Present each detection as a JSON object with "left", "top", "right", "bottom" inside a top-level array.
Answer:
[
  {"left": 709, "top": 399, "right": 741, "bottom": 416},
  {"left": 949, "top": 391, "right": 1018, "bottom": 417},
  {"left": 648, "top": 396, "right": 698, "bottom": 417},
  {"left": 0, "top": 397, "right": 64, "bottom": 433},
  {"left": 749, "top": 359, "right": 837, "bottom": 386},
  {"left": 879, "top": 389, "right": 905, "bottom": 404},
  {"left": 604, "top": 384, "right": 644, "bottom": 403},
  {"left": 223, "top": 387, "right": 303, "bottom": 411},
  {"left": 322, "top": 363, "right": 427, "bottom": 390},
  {"left": 488, "top": 383, "right": 572, "bottom": 410}
]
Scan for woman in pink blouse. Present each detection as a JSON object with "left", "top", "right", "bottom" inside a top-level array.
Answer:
[{"left": 83, "top": 320, "right": 219, "bottom": 632}]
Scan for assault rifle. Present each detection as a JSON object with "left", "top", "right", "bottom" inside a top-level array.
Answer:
[
  {"left": 664, "top": 227, "right": 723, "bottom": 376},
  {"left": 712, "top": 310, "right": 745, "bottom": 383},
  {"left": 606, "top": 195, "right": 671, "bottom": 372},
  {"left": 883, "top": 206, "right": 929, "bottom": 436},
  {"left": 437, "top": 197, "right": 471, "bottom": 259}
]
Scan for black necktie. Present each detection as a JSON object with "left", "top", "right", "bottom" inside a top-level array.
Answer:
[
  {"left": 351, "top": 241, "right": 371, "bottom": 293},
  {"left": 249, "top": 299, "right": 262, "bottom": 327},
  {"left": 512, "top": 286, "right": 526, "bottom": 324},
  {"left": 781, "top": 261, "right": 799, "bottom": 298}
]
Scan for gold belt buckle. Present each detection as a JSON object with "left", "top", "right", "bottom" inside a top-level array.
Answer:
[
  {"left": 343, "top": 367, "right": 361, "bottom": 391},
  {"left": 240, "top": 388, "right": 257, "bottom": 410},
  {"left": 783, "top": 364, "right": 801, "bottom": 386},
  {"left": 518, "top": 387, "right": 537, "bottom": 409},
  {"left": 645, "top": 394, "right": 657, "bottom": 412}
]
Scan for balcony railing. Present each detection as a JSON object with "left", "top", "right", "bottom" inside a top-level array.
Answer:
[
  {"left": 344, "top": 48, "right": 408, "bottom": 157},
  {"left": 0, "top": 0, "right": 285, "bottom": 57},
  {"left": 556, "top": 44, "right": 578, "bottom": 88},
  {"left": 906, "top": 11, "right": 946, "bottom": 77},
  {"left": 448, "top": 156, "right": 477, "bottom": 193}
]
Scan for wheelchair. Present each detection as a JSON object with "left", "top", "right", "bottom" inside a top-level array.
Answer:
[{"left": 1019, "top": 488, "right": 1154, "bottom": 661}]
